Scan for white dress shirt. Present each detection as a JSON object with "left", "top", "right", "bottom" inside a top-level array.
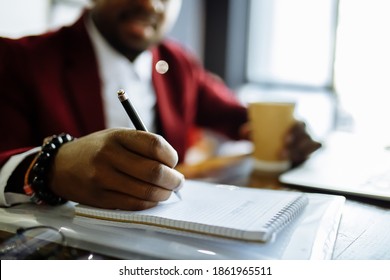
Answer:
[
  {"left": 86, "top": 15, "right": 157, "bottom": 132},
  {"left": 0, "top": 16, "right": 157, "bottom": 206}
]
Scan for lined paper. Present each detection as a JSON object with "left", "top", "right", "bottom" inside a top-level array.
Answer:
[{"left": 75, "top": 181, "right": 308, "bottom": 242}]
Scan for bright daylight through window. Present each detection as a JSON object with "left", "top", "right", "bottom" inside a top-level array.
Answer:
[
  {"left": 335, "top": 0, "right": 390, "bottom": 144},
  {"left": 247, "top": 0, "right": 390, "bottom": 145}
]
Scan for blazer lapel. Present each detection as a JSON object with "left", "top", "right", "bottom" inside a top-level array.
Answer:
[
  {"left": 62, "top": 15, "right": 105, "bottom": 134},
  {"left": 152, "top": 46, "right": 187, "bottom": 160}
]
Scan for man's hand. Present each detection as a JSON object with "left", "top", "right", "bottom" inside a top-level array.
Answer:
[
  {"left": 240, "top": 120, "right": 322, "bottom": 166},
  {"left": 49, "top": 128, "right": 184, "bottom": 210},
  {"left": 282, "top": 121, "right": 322, "bottom": 166}
]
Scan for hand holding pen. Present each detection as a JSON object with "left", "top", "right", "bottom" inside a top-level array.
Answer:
[
  {"left": 117, "top": 89, "right": 183, "bottom": 200},
  {"left": 47, "top": 91, "right": 183, "bottom": 210},
  {"left": 50, "top": 126, "right": 183, "bottom": 210}
]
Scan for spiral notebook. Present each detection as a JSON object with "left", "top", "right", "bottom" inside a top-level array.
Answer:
[{"left": 75, "top": 181, "right": 308, "bottom": 243}]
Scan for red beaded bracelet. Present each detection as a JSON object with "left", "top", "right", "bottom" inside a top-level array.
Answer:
[{"left": 23, "top": 133, "right": 74, "bottom": 205}]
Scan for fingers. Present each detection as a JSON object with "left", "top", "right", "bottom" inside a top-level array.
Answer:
[
  {"left": 81, "top": 189, "right": 160, "bottom": 211},
  {"left": 107, "top": 129, "right": 184, "bottom": 189},
  {"left": 115, "top": 129, "right": 179, "bottom": 168},
  {"left": 81, "top": 172, "right": 182, "bottom": 210},
  {"left": 289, "top": 137, "right": 322, "bottom": 164},
  {"left": 102, "top": 129, "right": 185, "bottom": 206},
  {"left": 112, "top": 150, "right": 185, "bottom": 192},
  {"left": 283, "top": 121, "right": 322, "bottom": 165}
]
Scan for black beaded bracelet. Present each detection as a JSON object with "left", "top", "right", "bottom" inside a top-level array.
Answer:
[{"left": 23, "top": 133, "right": 74, "bottom": 205}]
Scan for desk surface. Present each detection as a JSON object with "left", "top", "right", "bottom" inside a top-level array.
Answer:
[
  {"left": 177, "top": 155, "right": 390, "bottom": 260},
  {"left": 1, "top": 155, "right": 389, "bottom": 260}
]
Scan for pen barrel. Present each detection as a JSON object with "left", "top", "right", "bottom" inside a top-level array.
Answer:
[{"left": 121, "top": 100, "right": 148, "bottom": 132}]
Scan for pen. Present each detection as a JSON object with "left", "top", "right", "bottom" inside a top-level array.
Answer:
[
  {"left": 117, "top": 89, "right": 148, "bottom": 132},
  {"left": 117, "top": 89, "right": 182, "bottom": 200}
]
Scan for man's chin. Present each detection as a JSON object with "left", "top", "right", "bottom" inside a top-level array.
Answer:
[{"left": 124, "top": 36, "right": 160, "bottom": 52}]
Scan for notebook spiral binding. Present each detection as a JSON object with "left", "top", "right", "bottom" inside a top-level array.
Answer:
[{"left": 263, "top": 194, "right": 309, "bottom": 235}]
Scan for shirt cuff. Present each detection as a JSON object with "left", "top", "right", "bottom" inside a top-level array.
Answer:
[{"left": 0, "top": 147, "right": 40, "bottom": 207}]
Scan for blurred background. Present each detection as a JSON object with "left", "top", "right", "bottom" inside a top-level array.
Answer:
[{"left": 1, "top": 0, "right": 390, "bottom": 145}]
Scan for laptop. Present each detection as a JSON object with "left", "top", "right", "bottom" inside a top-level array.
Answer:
[{"left": 280, "top": 131, "right": 390, "bottom": 201}]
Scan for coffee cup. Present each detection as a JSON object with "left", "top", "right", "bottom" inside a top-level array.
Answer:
[{"left": 248, "top": 102, "right": 295, "bottom": 172}]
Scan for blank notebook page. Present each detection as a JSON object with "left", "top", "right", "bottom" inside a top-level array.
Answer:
[{"left": 75, "top": 180, "right": 308, "bottom": 242}]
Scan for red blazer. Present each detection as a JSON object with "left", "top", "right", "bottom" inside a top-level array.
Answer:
[{"left": 0, "top": 15, "right": 247, "bottom": 165}]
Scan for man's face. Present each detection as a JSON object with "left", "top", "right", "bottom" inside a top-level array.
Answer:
[{"left": 91, "top": 0, "right": 180, "bottom": 58}]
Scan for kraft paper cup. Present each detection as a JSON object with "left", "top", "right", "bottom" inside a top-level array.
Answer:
[{"left": 248, "top": 102, "right": 295, "bottom": 172}]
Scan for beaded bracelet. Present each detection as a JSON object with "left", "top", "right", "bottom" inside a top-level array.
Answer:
[{"left": 23, "top": 133, "right": 74, "bottom": 205}]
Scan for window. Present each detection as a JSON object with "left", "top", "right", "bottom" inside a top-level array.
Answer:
[
  {"left": 0, "top": 0, "right": 87, "bottom": 38},
  {"left": 334, "top": 0, "right": 390, "bottom": 143},
  {"left": 243, "top": 0, "right": 339, "bottom": 139},
  {"left": 245, "top": 0, "right": 390, "bottom": 142},
  {"left": 0, "top": 0, "right": 50, "bottom": 38},
  {"left": 247, "top": 0, "right": 338, "bottom": 89},
  {"left": 48, "top": 0, "right": 87, "bottom": 30}
]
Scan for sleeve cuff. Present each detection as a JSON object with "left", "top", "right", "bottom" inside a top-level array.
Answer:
[{"left": 0, "top": 147, "right": 40, "bottom": 207}]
